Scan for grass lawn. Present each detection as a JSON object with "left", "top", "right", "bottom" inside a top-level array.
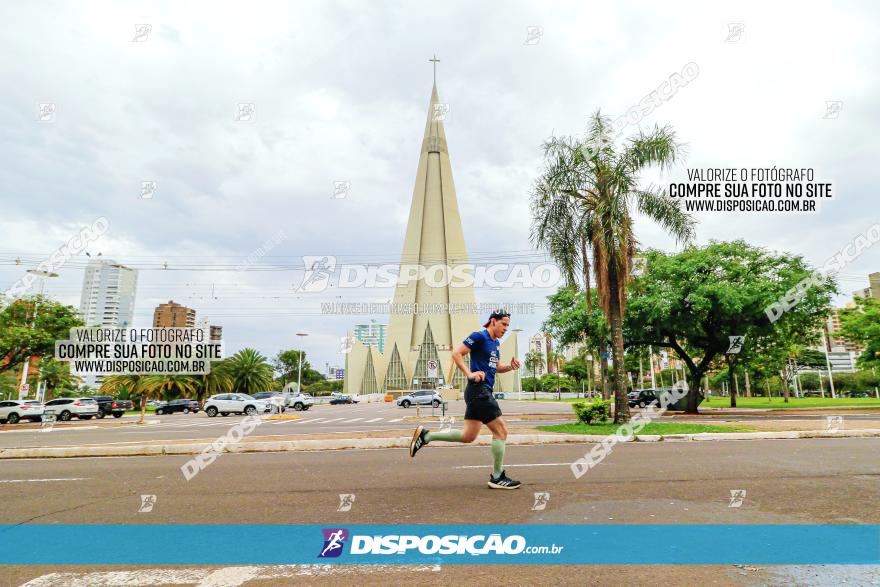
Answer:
[
  {"left": 523, "top": 396, "right": 880, "bottom": 409},
  {"left": 536, "top": 422, "right": 756, "bottom": 435},
  {"left": 702, "top": 397, "right": 880, "bottom": 409}
]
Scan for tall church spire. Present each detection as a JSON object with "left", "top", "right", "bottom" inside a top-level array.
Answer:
[{"left": 384, "top": 81, "right": 479, "bottom": 385}]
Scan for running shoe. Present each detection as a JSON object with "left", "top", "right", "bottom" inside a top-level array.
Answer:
[
  {"left": 409, "top": 425, "right": 428, "bottom": 457},
  {"left": 488, "top": 469, "right": 521, "bottom": 489}
]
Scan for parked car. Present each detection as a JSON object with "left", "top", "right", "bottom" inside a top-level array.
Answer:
[
  {"left": 0, "top": 400, "right": 44, "bottom": 424},
  {"left": 628, "top": 389, "right": 660, "bottom": 408},
  {"left": 329, "top": 394, "right": 359, "bottom": 405},
  {"left": 286, "top": 393, "right": 314, "bottom": 411},
  {"left": 43, "top": 397, "right": 99, "bottom": 421},
  {"left": 93, "top": 395, "right": 133, "bottom": 418},
  {"left": 396, "top": 390, "right": 441, "bottom": 408},
  {"left": 848, "top": 391, "right": 873, "bottom": 398},
  {"left": 155, "top": 399, "right": 200, "bottom": 415},
  {"left": 203, "top": 394, "right": 269, "bottom": 417}
]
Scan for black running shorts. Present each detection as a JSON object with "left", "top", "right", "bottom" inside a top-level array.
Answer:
[{"left": 464, "top": 380, "right": 503, "bottom": 424}]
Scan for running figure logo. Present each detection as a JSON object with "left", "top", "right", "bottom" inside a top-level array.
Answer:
[
  {"left": 531, "top": 492, "right": 550, "bottom": 511},
  {"left": 318, "top": 528, "right": 349, "bottom": 558},
  {"left": 337, "top": 494, "right": 356, "bottom": 512},
  {"left": 727, "top": 335, "right": 745, "bottom": 354},
  {"left": 298, "top": 256, "right": 336, "bottom": 293},
  {"left": 728, "top": 489, "right": 746, "bottom": 508}
]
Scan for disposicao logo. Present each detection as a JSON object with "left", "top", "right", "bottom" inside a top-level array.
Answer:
[{"left": 318, "top": 528, "right": 349, "bottom": 558}]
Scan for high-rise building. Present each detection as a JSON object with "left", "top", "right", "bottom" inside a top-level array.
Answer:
[
  {"left": 153, "top": 300, "right": 196, "bottom": 328},
  {"left": 528, "top": 333, "right": 552, "bottom": 377},
  {"left": 78, "top": 258, "right": 138, "bottom": 388},
  {"left": 78, "top": 259, "right": 138, "bottom": 328},
  {"left": 853, "top": 271, "right": 880, "bottom": 300},
  {"left": 354, "top": 320, "right": 386, "bottom": 354},
  {"left": 826, "top": 308, "right": 864, "bottom": 353}
]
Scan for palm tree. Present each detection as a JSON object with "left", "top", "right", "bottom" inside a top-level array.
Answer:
[
  {"left": 548, "top": 350, "right": 565, "bottom": 400},
  {"left": 524, "top": 351, "right": 543, "bottom": 400},
  {"left": 532, "top": 111, "right": 695, "bottom": 422},
  {"left": 226, "top": 348, "right": 274, "bottom": 394},
  {"left": 101, "top": 374, "right": 151, "bottom": 424},
  {"left": 141, "top": 374, "right": 197, "bottom": 405},
  {"left": 36, "top": 357, "right": 82, "bottom": 401},
  {"left": 191, "top": 360, "right": 234, "bottom": 403}
]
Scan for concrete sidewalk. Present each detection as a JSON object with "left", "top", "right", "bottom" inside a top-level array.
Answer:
[{"left": 2, "top": 426, "right": 879, "bottom": 460}]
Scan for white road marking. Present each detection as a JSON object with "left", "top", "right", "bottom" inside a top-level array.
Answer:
[
  {"left": 389, "top": 418, "right": 404, "bottom": 422},
  {"left": 20, "top": 565, "right": 443, "bottom": 586},
  {"left": 340, "top": 418, "right": 365, "bottom": 423},
  {"left": 0, "top": 477, "right": 90, "bottom": 483},
  {"left": 363, "top": 418, "right": 384, "bottom": 423},
  {"left": 319, "top": 418, "right": 345, "bottom": 423},
  {"left": 454, "top": 462, "right": 576, "bottom": 469}
]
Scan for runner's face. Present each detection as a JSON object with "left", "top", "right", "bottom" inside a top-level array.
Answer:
[{"left": 491, "top": 316, "right": 510, "bottom": 338}]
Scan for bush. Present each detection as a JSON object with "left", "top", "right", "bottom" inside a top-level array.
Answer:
[{"left": 572, "top": 399, "right": 611, "bottom": 425}]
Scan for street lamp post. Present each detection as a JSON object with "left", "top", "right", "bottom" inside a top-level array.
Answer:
[
  {"left": 511, "top": 328, "right": 523, "bottom": 400},
  {"left": 296, "top": 332, "right": 308, "bottom": 394},
  {"left": 19, "top": 270, "right": 59, "bottom": 400}
]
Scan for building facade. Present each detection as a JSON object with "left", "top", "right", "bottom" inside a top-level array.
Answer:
[
  {"left": 153, "top": 300, "right": 196, "bottom": 328},
  {"left": 79, "top": 259, "right": 138, "bottom": 328}
]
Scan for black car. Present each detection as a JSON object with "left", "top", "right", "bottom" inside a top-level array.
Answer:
[
  {"left": 93, "top": 395, "right": 134, "bottom": 418},
  {"left": 329, "top": 394, "right": 358, "bottom": 405},
  {"left": 628, "top": 389, "right": 660, "bottom": 408},
  {"left": 155, "top": 399, "right": 200, "bottom": 415}
]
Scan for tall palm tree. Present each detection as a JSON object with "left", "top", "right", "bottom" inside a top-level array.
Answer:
[
  {"left": 532, "top": 111, "right": 695, "bottom": 422},
  {"left": 141, "top": 374, "right": 197, "bottom": 403},
  {"left": 226, "top": 348, "right": 274, "bottom": 394},
  {"left": 192, "top": 360, "right": 234, "bottom": 403},
  {"left": 101, "top": 374, "right": 151, "bottom": 423},
  {"left": 36, "top": 357, "right": 82, "bottom": 401},
  {"left": 524, "top": 351, "right": 543, "bottom": 400}
]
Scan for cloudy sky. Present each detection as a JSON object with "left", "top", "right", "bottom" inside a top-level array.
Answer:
[{"left": 1, "top": 0, "right": 878, "bottom": 373}]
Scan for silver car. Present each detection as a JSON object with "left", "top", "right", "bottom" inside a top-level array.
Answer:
[
  {"left": 396, "top": 390, "right": 442, "bottom": 408},
  {"left": 43, "top": 397, "right": 99, "bottom": 421},
  {"left": 0, "top": 400, "right": 44, "bottom": 424}
]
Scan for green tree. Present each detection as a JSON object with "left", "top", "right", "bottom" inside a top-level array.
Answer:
[
  {"left": 191, "top": 360, "right": 234, "bottom": 403},
  {"left": 532, "top": 112, "right": 695, "bottom": 422},
  {"left": 0, "top": 295, "right": 83, "bottom": 375},
  {"left": 35, "top": 357, "right": 82, "bottom": 401},
  {"left": 544, "top": 287, "right": 611, "bottom": 398},
  {"left": 227, "top": 348, "right": 274, "bottom": 394},
  {"left": 839, "top": 297, "right": 880, "bottom": 370},
  {"left": 273, "top": 349, "right": 324, "bottom": 388},
  {"left": 563, "top": 356, "right": 590, "bottom": 396},
  {"left": 101, "top": 375, "right": 151, "bottom": 423},
  {"left": 625, "top": 241, "right": 836, "bottom": 412},
  {"left": 524, "top": 351, "right": 544, "bottom": 398}
]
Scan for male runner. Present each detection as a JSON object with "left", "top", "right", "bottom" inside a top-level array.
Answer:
[{"left": 409, "top": 310, "right": 522, "bottom": 489}]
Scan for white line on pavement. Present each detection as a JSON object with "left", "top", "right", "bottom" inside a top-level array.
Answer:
[
  {"left": 340, "top": 418, "right": 365, "bottom": 423},
  {"left": 390, "top": 418, "right": 404, "bottom": 422},
  {"left": 319, "top": 418, "right": 345, "bottom": 423},
  {"left": 0, "top": 477, "right": 91, "bottom": 483},
  {"left": 454, "top": 463, "right": 575, "bottom": 469},
  {"left": 363, "top": 418, "right": 384, "bottom": 423}
]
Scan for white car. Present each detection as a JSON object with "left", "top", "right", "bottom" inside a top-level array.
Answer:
[
  {"left": 0, "top": 400, "right": 45, "bottom": 424},
  {"left": 42, "top": 397, "right": 99, "bottom": 421},
  {"left": 286, "top": 393, "right": 314, "bottom": 411},
  {"left": 203, "top": 393, "right": 269, "bottom": 417}
]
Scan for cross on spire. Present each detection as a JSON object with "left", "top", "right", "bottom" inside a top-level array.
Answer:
[{"left": 429, "top": 54, "right": 440, "bottom": 84}]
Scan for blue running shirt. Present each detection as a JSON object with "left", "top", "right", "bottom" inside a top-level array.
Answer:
[{"left": 463, "top": 329, "right": 500, "bottom": 388}]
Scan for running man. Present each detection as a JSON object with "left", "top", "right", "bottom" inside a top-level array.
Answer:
[{"left": 409, "top": 310, "right": 522, "bottom": 489}]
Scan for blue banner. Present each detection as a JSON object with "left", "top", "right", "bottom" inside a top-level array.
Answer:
[{"left": 1, "top": 524, "right": 878, "bottom": 565}]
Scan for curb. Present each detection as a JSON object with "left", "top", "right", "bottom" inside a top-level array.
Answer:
[{"left": 2, "top": 428, "right": 880, "bottom": 460}]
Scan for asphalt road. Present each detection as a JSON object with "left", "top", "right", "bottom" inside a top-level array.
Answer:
[
  {"left": 0, "top": 400, "right": 577, "bottom": 448},
  {"left": 3, "top": 400, "right": 880, "bottom": 450},
  {"left": 2, "top": 437, "right": 879, "bottom": 585}
]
